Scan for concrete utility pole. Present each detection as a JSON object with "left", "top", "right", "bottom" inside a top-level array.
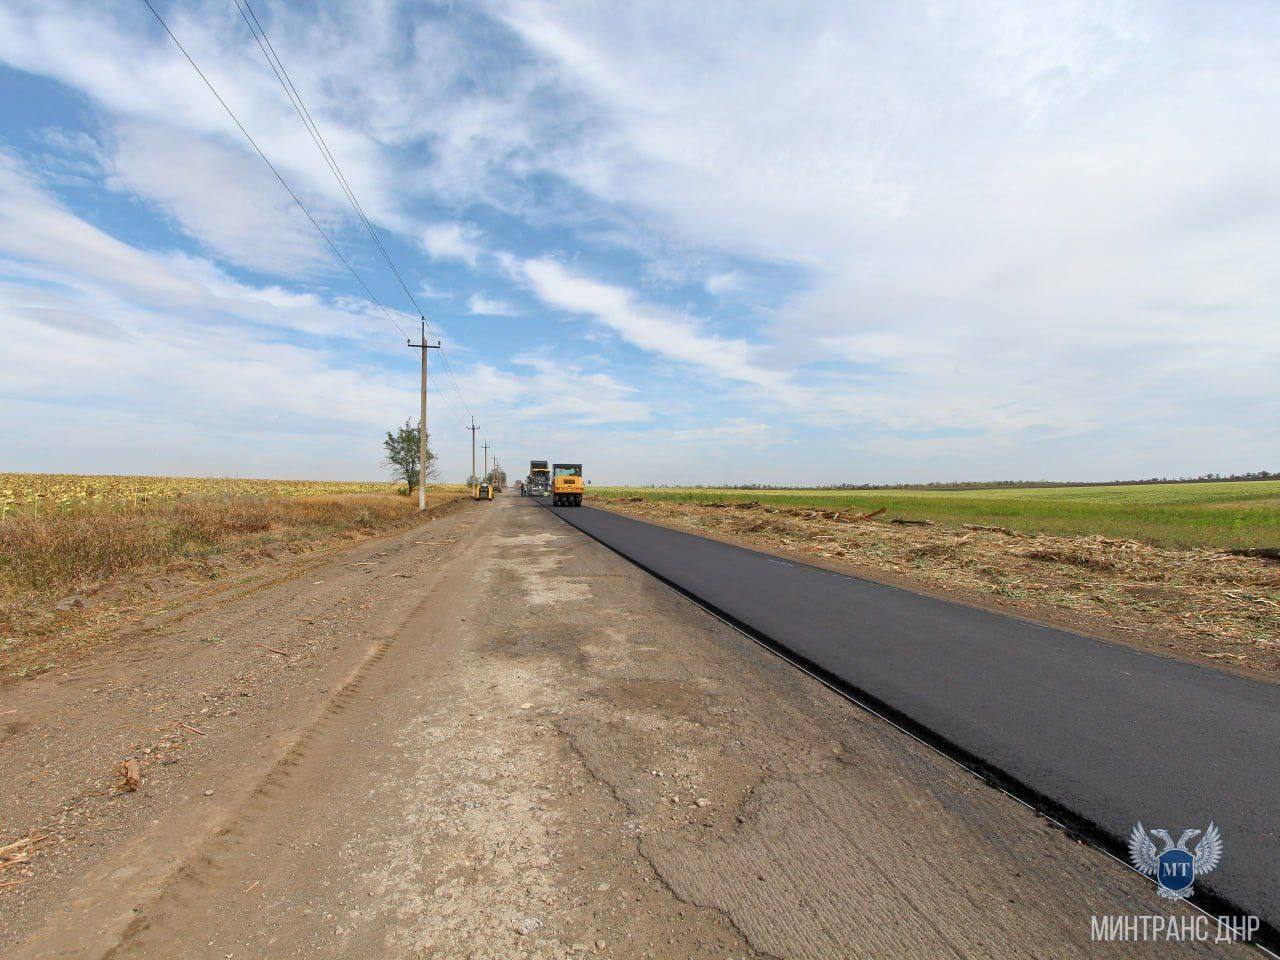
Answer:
[
  {"left": 466, "top": 418, "right": 479, "bottom": 494},
  {"left": 406, "top": 319, "right": 440, "bottom": 511},
  {"left": 482, "top": 441, "right": 491, "bottom": 482}
]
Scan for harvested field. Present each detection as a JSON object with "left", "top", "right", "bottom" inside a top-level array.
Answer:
[
  {"left": 0, "top": 472, "right": 420, "bottom": 517},
  {"left": 0, "top": 482, "right": 466, "bottom": 682},
  {"left": 593, "top": 495, "right": 1280, "bottom": 681}
]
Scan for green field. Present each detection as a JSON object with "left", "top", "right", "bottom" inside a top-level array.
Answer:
[{"left": 592, "top": 481, "right": 1280, "bottom": 550}]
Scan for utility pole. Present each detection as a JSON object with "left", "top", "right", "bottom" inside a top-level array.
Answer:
[
  {"left": 406, "top": 319, "right": 440, "bottom": 511},
  {"left": 466, "top": 418, "right": 479, "bottom": 494},
  {"left": 482, "top": 441, "right": 491, "bottom": 483}
]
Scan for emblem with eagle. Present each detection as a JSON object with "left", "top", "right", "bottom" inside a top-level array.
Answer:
[{"left": 1129, "top": 822, "right": 1223, "bottom": 899}]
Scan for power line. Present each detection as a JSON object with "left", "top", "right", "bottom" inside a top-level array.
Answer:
[
  {"left": 145, "top": 0, "right": 480, "bottom": 440},
  {"left": 437, "top": 346, "right": 475, "bottom": 421},
  {"left": 427, "top": 365, "right": 469, "bottom": 430},
  {"left": 233, "top": 0, "right": 426, "bottom": 323},
  {"left": 232, "top": 0, "right": 477, "bottom": 423},
  {"left": 138, "top": 0, "right": 409, "bottom": 340}
]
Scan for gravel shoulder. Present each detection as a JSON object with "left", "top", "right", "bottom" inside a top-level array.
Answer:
[{"left": 0, "top": 494, "right": 1247, "bottom": 958}]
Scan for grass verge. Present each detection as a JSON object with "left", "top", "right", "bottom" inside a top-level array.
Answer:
[{"left": 592, "top": 480, "right": 1280, "bottom": 550}]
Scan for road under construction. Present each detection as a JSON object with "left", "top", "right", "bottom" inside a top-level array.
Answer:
[{"left": 4, "top": 491, "right": 1265, "bottom": 959}]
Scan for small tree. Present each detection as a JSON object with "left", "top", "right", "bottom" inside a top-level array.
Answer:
[{"left": 382, "top": 420, "right": 436, "bottom": 491}]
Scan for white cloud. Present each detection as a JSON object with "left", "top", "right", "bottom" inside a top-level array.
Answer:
[
  {"left": 517, "top": 257, "right": 797, "bottom": 398},
  {"left": 0, "top": 2, "right": 403, "bottom": 239},
  {"left": 451, "top": 354, "right": 649, "bottom": 427},
  {"left": 0, "top": 151, "right": 416, "bottom": 343},
  {"left": 705, "top": 271, "right": 741, "bottom": 296},
  {"left": 667, "top": 418, "right": 772, "bottom": 448},
  {"left": 422, "top": 222, "right": 484, "bottom": 267},
  {"left": 418, "top": 279, "right": 454, "bottom": 300},
  {"left": 0, "top": 0, "right": 563, "bottom": 246},
  {"left": 106, "top": 122, "right": 331, "bottom": 274},
  {"left": 0, "top": 150, "right": 202, "bottom": 308},
  {"left": 467, "top": 292, "right": 515, "bottom": 316}
]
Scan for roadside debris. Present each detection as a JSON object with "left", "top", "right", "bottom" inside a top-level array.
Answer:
[
  {"left": 119, "top": 758, "right": 142, "bottom": 792},
  {"left": 0, "top": 835, "right": 47, "bottom": 878},
  {"left": 1229, "top": 547, "right": 1280, "bottom": 563},
  {"left": 0, "top": 836, "right": 46, "bottom": 861},
  {"left": 964, "top": 523, "right": 1016, "bottom": 535},
  {"left": 513, "top": 917, "right": 543, "bottom": 936}
]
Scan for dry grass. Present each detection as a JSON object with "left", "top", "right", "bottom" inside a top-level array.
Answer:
[
  {"left": 0, "top": 472, "right": 410, "bottom": 517},
  {"left": 0, "top": 490, "right": 461, "bottom": 680},
  {"left": 596, "top": 497, "right": 1280, "bottom": 680}
]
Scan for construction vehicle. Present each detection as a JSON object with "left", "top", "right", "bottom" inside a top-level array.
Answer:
[
  {"left": 527, "top": 460, "right": 551, "bottom": 498},
  {"left": 474, "top": 482, "right": 493, "bottom": 501},
  {"left": 551, "top": 463, "right": 584, "bottom": 507}
]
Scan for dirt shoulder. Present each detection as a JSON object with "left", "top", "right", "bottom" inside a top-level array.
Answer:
[
  {"left": 592, "top": 496, "right": 1280, "bottom": 683},
  {"left": 0, "top": 499, "right": 480, "bottom": 951},
  {"left": 1, "top": 491, "right": 465, "bottom": 682}
]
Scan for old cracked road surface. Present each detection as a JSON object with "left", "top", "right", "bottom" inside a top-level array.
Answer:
[{"left": 2, "top": 494, "right": 1253, "bottom": 959}]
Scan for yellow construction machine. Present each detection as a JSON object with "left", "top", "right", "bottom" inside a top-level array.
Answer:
[{"left": 551, "top": 463, "right": 584, "bottom": 507}]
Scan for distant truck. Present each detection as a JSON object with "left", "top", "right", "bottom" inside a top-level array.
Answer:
[
  {"left": 527, "top": 460, "right": 551, "bottom": 497},
  {"left": 552, "top": 463, "right": 584, "bottom": 507}
]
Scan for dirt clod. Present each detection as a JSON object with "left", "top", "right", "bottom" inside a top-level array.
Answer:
[{"left": 119, "top": 759, "right": 142, "bottom": 792}]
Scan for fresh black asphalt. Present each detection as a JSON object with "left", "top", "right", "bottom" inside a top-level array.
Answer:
[{"left": 535, "top": 498, "right": 1280, "bottom": 931}]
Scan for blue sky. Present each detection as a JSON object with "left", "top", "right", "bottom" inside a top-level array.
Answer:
[{"left": 1, "top": 1, "right": 1277, "bottom": 485}]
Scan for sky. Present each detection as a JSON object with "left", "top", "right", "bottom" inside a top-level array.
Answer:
[{"left": 1, "top": 1, "right": 1277, "bottom": 486}]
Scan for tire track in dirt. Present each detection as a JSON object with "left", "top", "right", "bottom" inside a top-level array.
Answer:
[
  {"left": 103, "top": 634, "right": 397, "bottom": 958},
  {"left": 102, "top": 510, "right": 503, "bottom": 960}
]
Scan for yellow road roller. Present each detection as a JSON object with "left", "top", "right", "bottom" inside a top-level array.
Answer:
[{"left": 551, "top": 463, "right": 583, "bottom": 507}]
